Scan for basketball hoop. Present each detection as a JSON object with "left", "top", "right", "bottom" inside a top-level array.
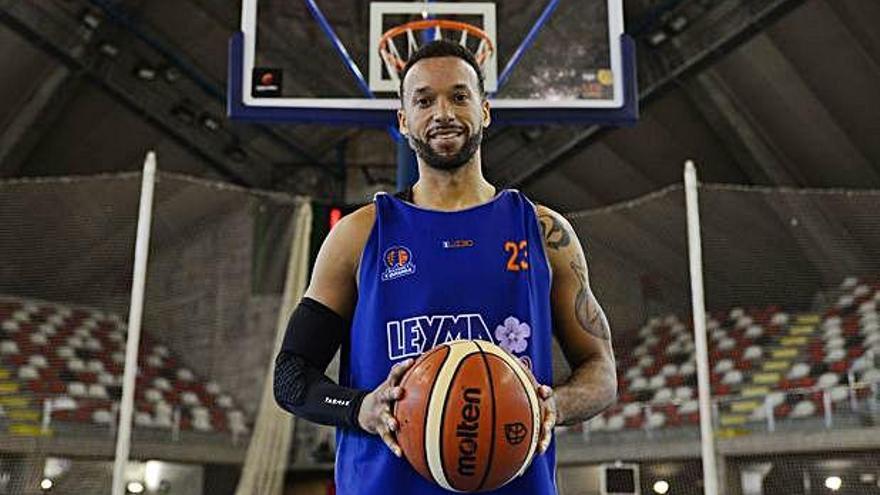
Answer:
[{"left": 378, "top": 19, "right": 495, "bottom": 88}]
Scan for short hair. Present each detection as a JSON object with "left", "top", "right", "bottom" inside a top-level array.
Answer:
[{"left": 398, "top": 40, "right": 486, "bottom": 102}]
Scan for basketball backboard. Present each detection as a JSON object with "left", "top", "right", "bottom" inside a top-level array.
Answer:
[{"left": 228, "top": 1, "right": 637, "bottom": 126}]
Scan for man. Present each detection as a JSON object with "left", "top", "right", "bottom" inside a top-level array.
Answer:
[{"left": 274, "top": 40, "right": 616, "bottom": 494}]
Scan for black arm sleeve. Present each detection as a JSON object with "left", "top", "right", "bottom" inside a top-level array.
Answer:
[{"left": 273, "top": 297, "right": 368, "bottom": 431}]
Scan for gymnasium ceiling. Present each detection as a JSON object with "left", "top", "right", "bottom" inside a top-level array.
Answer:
[{"left": 0, "top": 0, "right": 879, "bottom": 211}]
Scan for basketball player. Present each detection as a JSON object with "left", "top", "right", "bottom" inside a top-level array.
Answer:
[{"left": 274, "top": 40, "right": 617, "bottom": 494}]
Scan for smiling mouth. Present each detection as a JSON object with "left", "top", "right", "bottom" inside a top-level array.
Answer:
[{"left": 428, "top": 128, "right": 465, "bottom": 140}]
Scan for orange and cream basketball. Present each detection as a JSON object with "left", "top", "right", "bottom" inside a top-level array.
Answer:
[{"left": 393, "top": 340, "right": 541, "bottom": 493}]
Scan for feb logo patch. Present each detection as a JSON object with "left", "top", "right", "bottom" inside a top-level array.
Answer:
[{"left": 382, "top": 245, "right": 416, "bottom": 281}]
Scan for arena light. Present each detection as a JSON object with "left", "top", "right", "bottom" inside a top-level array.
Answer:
[
  {"left": 653, "top": 480, "right": 670, "bottom": 494},
  {"left": 40, "top": 478, "right": 53, "bottom": 491},
  {"left": 134, "top": 65, "right": 158, "bottom": 82},
  {"left": 126, "top": 481, "right": 145, "bottom": 494},
  {"left": 825, "top": 476, "right": 842, "bottom": 491},
  {"left": 647, "top": 31, "right": 668, "bottom": 47},
  {"left": 199, "top": 114, "right": 222, "bottom": 132}
]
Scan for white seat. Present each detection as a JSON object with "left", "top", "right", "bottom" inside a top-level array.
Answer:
[
  {"left": 217, "top": 395, "right": 233, "bottom": 409},
  {"left": 39, "top": 323, "right": 58, "bottom": 335},
  {"left": 12, "top": 310, "right": 29, "bottom": 322},
  {"left": 145, "top": 389, "right": 163, "bottom": 403},
  {"left": 625, "top": 367, "right": 642, "bottom": 380},
  {"left": 674, "top": 386, "right": 694, "bottom": 401},
  {"left": 743, "top": 346, "right": 763, "bottom": 360},
  {"left": 74, "top": 327, "right": 91, "bottom": 338},
  {"left": 98, "top": 372, "right": 115, "bottom": 386},
  {"left": 0, "top": 321, "right": 18, "bottom": 332},
  {"left": 787, "top": 363, "right": 811, "bottom": 380},
  {"left": 824, "top": 336, "right": 845, "bottom": 349},
  {"left": 771, "top": 313, "right": 789, "bottom": 326},
  {"left": 147, "top": 355, "right": 163, "bottom": 368},
  {"left": 661, "top": 364, "right": 678, "bottom": 377},
  {"left": 66, "top": 336, "right": 83, "bottom": 349},
  {"left": 621, "top": 402, "right": 642, "bottom": 418},
  {"left": 87, "top": 384, "right": 108, "bottom": 399},
  {"left": 722, "top": 370, "right": 744, "bottom": 385},
  {"left": 633, "top": 344, "right": 648, "bottom": 357},
  {"left": 176, "top": 368, "right": 195, "bottom": 381},
  {"left": 745, "top": 325, "right": 764, "bottom": 338},
  {"left": 638, "top": 356, "right": 654, "bottom": 369},
  {"left": 817, "top": 372, "right": 840, "bottom": 389},
  {"left": 153, "top": 377, "right": 172, "bottom": 391},
  {"left": 108, "top": 332, "right": 124, "bottom": 343},
  {"left": 854, "top": 284, "right": 871, "bottom": 298},
  {"left": 135, "top": 412, "right": 153, "bottom": 427},
  {"left": 18, "top": 366, "right": 39, "bottom": 380},
  {"left": 605, "top": 414, "right": 625, "bottom": 432},
  {"left": 87, "top": 360, "right": 104, "bottom": 373},
  {"left": 644, "top": 335, "right": 659, "bottom": 347},
  {"left": 56, "top": 346, "right": 75, "bottom": 358},
  {"left": 736, "top": 316, "right": 754, "bottom": 329},
  {"left": 824, "top": 348, "right": 846, "bottom": 363},
  {"left": 823, "top": 316, "right": 842, "bottom": 330},
  {"left": 652, "top": 388, "right": 673, "bottom": 403},
  {"left": 671, "top": 323, "right": 686, "bottom": 335},
  {"left": 679, "top": 400, "right": 699, "bottom": 414},
  {"left": 679, "top": 362, "right": 696, "bottom": 376},
  {"left": 206, "top": 382, "right": 221, "bottom": 395},
  {"left": 714, "top": 359, "right": 734, "bottom": 374},
  {"left": 711, "top": 329, "right": 727, "bottom": 341},
  {"left": 791, "top": 400, "right": 817, "bottom": 418},
  {"left": 67, "top": 359, "right": 85, "bottom": 372},
  {"left": 181, "top": 392, "right": 200, "bottom": 407},
  {"left": 81, "top": 318, "right": 98, "bottom": 329},
  {"left": 588, "top": 415, "right": 606, "bottom": 432},
  {"left": 663, "top": 315, "right": 679, "bottom": 326},
  {"left": 193, "top": 416, "right": 214, "bottom": 432},
  {"left": 864, "top": 333, "right": 880, "bottom": 347},
  {"left": 706, "top": 318, "right": 720, "bottom": 330},
  {"left": 28, "top": 355, "right": 48, "bottom": 368},
  {"left": 112, "top": 352, "right": 125, "bottom": 364},
  {"left": 84, "top": 338, "right": 102, "bottom": 351},
  {"left": 153, "top": 345, "right": 170, "bottom": 358},
  {"left": 823, "top": 327, "right": 843, "bottom": 339},
  {"left": 92, "top": 410, "right": 113, "bottom": 425},
  {"left": 718, "top": 338, "right": 736, "bottom": 351},
  {"left": 859, "top": 301, "right": 877, "bottom": 314},
  {"left": 841, "top": 276, "right": 858, "bottom": 289},
  {"left": 646, "top": 412, "right": 666, "bottom": 429},
  {"left": 68, "top": 382, "right": 87, "bottom": 397},
  {"left": 829, "top": 385, "right": 849, "bottom": 403},
  {"left": 648, "top": 375, "right": 666, "bottom": 389},
  {"left": 730, "top": 308, "right": 745, "bottom": 319},
  {"left": 837, "top": 295, "right": 854, "bottom": 308},
  {"left": 629, "top": 377, "right": 647, "bottom": 391},
  {"left": 0, "top": 341, "right": 19, "bottom": 355}
]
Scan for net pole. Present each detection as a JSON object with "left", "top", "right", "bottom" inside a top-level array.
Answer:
[
  {"left": 111, "top": 152, "right": 157, "bottom": 495},
  {"left": 684, "top": 160, "right": 720, "bottom": 495}
]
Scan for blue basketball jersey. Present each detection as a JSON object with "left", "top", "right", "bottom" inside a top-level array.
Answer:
[{"left": 335, "top": 189, "right": 557, "bottom": 495}]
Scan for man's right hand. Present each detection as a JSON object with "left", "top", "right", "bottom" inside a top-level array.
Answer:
[{"left": 357, "top": 358, "right": 414, "bottom": 457}]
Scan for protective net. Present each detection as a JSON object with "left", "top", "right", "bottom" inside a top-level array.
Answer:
[
  {"left": 0, "top": 171, "right": 307, "bottom": 494},
  {"left": 556, "top": 183, "right": 880, "bottom": 495}
]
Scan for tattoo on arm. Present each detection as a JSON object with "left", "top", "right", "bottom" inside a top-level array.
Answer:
[
  {"left": 570, "top": 260, "right": 611, "bottom": 341},
  {"left": 538, "top": 214, "right": 570, "bottom": 250}
]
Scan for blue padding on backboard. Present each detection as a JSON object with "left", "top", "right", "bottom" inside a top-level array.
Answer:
[{"left": 227, "top": 31, "right": 639, "bottom": 127}]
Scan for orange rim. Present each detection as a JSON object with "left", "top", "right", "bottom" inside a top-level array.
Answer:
[{"left": 379, "top": 19, "right": 494, "bottom": 72}]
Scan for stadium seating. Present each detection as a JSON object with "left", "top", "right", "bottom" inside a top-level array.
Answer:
[
  {"left": 585, "top": 276, "right": 880, "bottom": 435},
  {"left": 0, "top": 296, "right": 248, "bottom": 438}
]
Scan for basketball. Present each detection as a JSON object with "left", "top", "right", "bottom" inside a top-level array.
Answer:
[{"left": 393, "top": 340, "right": 541, "bottom": 492}]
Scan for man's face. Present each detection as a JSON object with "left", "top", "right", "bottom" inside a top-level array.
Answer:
[{"left": 398, "top": 56, "right": 491, "bottom": 171}]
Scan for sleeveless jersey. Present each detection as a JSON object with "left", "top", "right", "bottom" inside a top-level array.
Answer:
[{"left": 335, "top": 189, "right": 557, "bottom": 495}]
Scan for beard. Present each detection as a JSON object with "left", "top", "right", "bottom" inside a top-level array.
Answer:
[{"left": 408, "top": 128, "right": 482, "bottom": 171}]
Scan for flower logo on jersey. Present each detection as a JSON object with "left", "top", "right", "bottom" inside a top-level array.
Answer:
[
  {"left": 495, "top": 316, "right": 531, "bottom": 354},
  {"left": 381, "top": 245, "right": 416, "bottom": 281}
]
